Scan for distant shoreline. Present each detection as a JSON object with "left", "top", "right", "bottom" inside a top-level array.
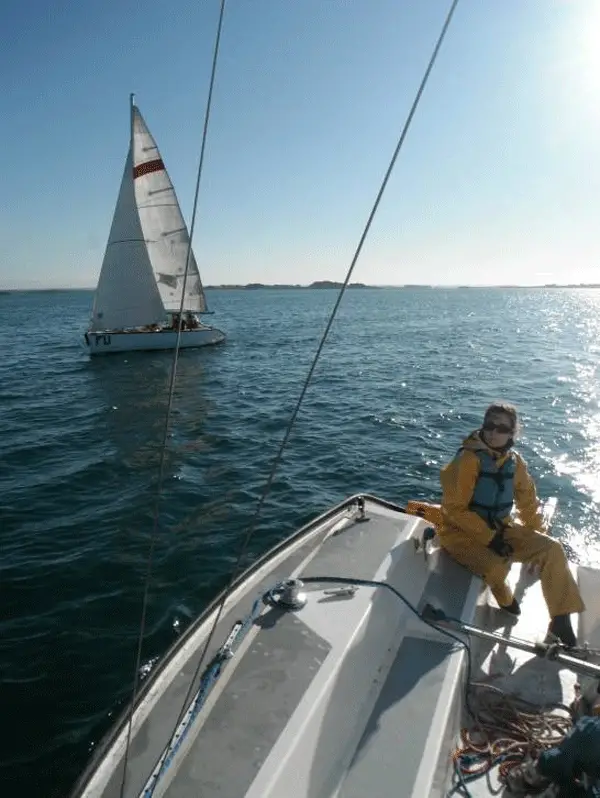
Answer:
[
  {"left": 205, "top": 281, "right": 374, "bottom": 290},
  {"left": 1, "top": 282, "right": 600, "bottom": 293},
  {"left": 202, "top": 282, "right": 600, "bottom": 290}
]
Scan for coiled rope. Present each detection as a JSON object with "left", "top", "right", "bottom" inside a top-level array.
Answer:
[{"left": 450, "top": 681, "right": 573, "bottom": 796}]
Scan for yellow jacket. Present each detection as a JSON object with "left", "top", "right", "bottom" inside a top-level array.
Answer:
[{"left": 440, "top": 431, "right": 544, "bottom": 546}]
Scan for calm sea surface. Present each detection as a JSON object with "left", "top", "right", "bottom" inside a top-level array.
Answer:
[{"left": 1, "top": 286, "right": 599, "bottom": 795}]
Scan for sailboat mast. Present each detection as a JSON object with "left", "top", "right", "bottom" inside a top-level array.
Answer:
[{"left": 129, "top": 93, "right": 135, "bottom": 155}]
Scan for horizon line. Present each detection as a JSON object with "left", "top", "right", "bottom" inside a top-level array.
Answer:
[{"left": 2, "top": 282, "right": 600, "bottom": 292}]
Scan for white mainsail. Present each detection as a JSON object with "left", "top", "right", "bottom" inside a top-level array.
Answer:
[{"left": 90, "top": 96, "right": 207, "bottom": 331}]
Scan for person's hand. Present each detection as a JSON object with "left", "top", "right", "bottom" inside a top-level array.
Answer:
[{"left": 487, "top": 533, "right": 513, "bottom": 558}]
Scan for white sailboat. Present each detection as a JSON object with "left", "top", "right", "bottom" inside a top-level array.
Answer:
[{"left": 84, "top": 95, "right": 225, "bottom": 355}]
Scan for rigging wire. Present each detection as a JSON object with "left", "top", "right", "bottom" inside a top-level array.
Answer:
[
  {"left": 117, "top": 2, "right": 228, "bottom": 796},
  {"left": 143, "top": 0, "right": 462, "bottom": 788}
]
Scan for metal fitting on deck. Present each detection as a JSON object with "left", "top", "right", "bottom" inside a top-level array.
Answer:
[
  {"left": 355, "top": 496, "right": 369, "bottom": 522},
  {"left": 413, "top": 526, "right": 437, "bottom": 560},
  {"left": 267, "top": 578, "right": 307, "bottom": 610}
]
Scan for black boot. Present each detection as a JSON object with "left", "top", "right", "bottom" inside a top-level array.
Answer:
[
  {"left": 504, "top": 758, "right": 551, "bottom": 795},
  {"left": 548, "top": 615, "right": 577, "bottom": 648},
  {"left": 500, "top": 598, "right": 521, "bottom": 616}
]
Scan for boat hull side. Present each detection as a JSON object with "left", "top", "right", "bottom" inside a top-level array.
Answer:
[{"left": 84, "top": 327, "right": 225, "bottom": 355}]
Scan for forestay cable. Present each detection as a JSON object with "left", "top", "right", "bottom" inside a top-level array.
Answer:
[
  {"left": 154, "top": 0, "right": 462, "bottom": 782},
  {"left": 117, "top": 2, "right": 228, "bottom": 796}
]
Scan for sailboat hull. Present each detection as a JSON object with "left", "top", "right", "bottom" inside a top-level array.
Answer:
[{"left": 84, "top": 327, "right": 225, "bottom": 355}]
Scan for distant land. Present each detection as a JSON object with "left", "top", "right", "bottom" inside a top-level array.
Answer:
[
  {"left": 1, "top": 282, "right": 600, "bottom": 293},
  {"left": 203, "top": 280, "right": 373, "bottom": 290},
  {"left": 202, "top": 282, "right": 600, "bottom": 290}
]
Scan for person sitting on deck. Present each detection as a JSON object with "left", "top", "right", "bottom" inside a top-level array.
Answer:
[{"left": 438, "top": 401, "right": 584, "bottom": 648}]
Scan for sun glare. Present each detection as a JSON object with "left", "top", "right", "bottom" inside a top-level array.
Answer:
[{"left": 569, "top": 2, "right": 600, "bottom": 116}]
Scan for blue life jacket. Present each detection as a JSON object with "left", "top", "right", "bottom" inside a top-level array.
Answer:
[{"left": 462, "top": 448, "right": 516, "bottom": 529}]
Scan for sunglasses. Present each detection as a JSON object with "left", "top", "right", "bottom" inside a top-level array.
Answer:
[{"left": 483, "top": 421, "right": 513, "bottom": 435}]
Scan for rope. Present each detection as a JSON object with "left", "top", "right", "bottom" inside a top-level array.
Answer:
[
  {"left": 298, "top": 575, "right": 476, "bottom": 719},
  {"left": 218, "top": 0, "right": 461, "bottom": 587},
  {"left": 117, "top": 3, "right": 227, "bottom": 796},
  {"left": 142, "top": 572, "right": 474, "bottom": 796},
  {"left": 231, "top": 0, "right": 462, "bottom": 572},
  {"left": 140, "top": 596, "right": 263, "bottom": 798},
  {"left": 174, "top": 0, "right": 227, "bottom": 320},
  {"left": 122, "top": 0, "right": 461, "bottom": 792},
  {"left": 162, "top": 0, "right": 463, "bottom": 755},
  {"left": 449, "top": 682, "right": 573, "bottom": 795}
]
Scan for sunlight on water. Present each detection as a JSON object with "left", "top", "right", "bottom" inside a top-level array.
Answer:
[{"left": 547, "top": 291, "right": 600, "bottom": 563}]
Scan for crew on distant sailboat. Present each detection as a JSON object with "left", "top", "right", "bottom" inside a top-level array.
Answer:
[{"left": 168, "top": 312, "right": 200, "bottom": 331}]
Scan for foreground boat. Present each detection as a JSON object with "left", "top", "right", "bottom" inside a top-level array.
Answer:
[
  {"left": 69, "top": 494, "right": 600, "bottom": 798},
  {"left": 84, "top": 95, "right": 225, "bottom": 356}
]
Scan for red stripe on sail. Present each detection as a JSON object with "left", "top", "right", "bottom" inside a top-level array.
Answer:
[{"left": 133, "top": 158, "right": 165, "bottom": 179}]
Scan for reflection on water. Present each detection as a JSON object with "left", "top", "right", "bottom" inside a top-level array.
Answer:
[{"left": 88, "top": 353, "right": 212, "bottom": 474}]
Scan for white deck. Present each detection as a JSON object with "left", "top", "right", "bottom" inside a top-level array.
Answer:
[{"left": 69, "top": 496, "right": 600, "bottom": 798}]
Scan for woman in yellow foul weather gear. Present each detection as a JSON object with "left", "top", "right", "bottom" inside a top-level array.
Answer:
[{"left": 439, "top": 401, "right": 584, "bottom": 648}]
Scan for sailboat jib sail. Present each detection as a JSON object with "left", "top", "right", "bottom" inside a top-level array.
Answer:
[{"left": 131, "top": 106, "right": 208, "bottom": 314}]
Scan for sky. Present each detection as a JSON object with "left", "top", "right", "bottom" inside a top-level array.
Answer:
[{"left": 1, "top": 0, "right": 600, "bottom": 289}]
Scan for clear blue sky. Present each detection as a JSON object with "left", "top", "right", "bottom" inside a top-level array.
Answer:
[{"left": 2, "top": 0, "right": 599, "bottom": 289}]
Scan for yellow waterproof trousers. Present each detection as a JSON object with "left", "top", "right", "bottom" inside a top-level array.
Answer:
[{"left": 439, "top": 524, "right": 585, "bottom": 618}]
